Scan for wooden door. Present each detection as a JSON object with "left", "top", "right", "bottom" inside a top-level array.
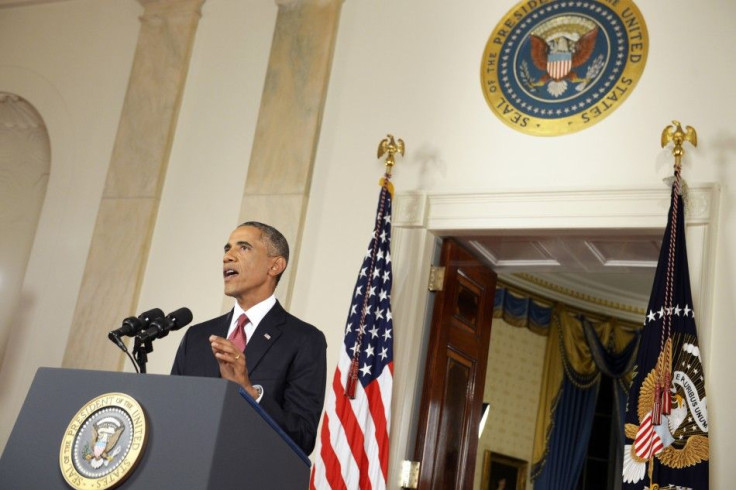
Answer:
[{"left": 413, "top": 239, "right": 497, "bottom": 490}]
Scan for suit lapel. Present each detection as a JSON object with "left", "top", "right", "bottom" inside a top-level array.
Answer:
[
  {"left": 246, "top": 301, "right": 285, "bottom": 374},
  {"left": 217, "top": 310, "right": 233, "bottom": 337}
]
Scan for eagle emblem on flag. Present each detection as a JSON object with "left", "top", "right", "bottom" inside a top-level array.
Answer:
[{"left": 623, "top": 336, "right": 709, "bottom": 484}]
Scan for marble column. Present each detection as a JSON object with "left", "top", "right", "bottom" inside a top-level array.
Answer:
[
  {"left": 238, "top": 0, "right": 343, "bottom": 308},
  {"left": 63, "top": 0, "right": 205, "bottom": 370}
]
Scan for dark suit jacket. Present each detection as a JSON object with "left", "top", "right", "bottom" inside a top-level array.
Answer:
[{"left": 171, "top": 301, "right": 327, "bottom": 454}]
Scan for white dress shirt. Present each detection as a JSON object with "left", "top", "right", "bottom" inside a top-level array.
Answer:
[{"left": 225, "top": 294, "right": 276, "bottom": 403}]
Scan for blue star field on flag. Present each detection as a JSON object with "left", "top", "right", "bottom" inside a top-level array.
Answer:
[{"left": 345, "top": 183, "right": 393, "bottom": 397}]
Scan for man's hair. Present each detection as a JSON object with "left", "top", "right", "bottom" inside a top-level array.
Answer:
[{"left": 239, "top": 221, "right": 289, "bottom": 283}]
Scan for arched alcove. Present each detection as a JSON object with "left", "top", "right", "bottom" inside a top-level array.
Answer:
[{"left": 0, "top": 92, "right": 51, "bottom": 364}]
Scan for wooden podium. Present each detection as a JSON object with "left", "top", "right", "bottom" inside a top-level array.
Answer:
[{"left": 0, "top": 368, "right": 310, "bottom": 489}]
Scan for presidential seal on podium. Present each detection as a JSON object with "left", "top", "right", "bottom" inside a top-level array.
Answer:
[{"left": 59, "top": 393, "right": 147, "bottom": 489}]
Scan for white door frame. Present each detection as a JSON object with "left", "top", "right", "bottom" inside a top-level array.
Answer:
[{"left": 386, "top": 184, "right": 719, "bottom": 487}]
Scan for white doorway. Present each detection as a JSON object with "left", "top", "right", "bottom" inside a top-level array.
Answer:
[{"left": 386, "top": 185, "right": 718, "bottom": 488}]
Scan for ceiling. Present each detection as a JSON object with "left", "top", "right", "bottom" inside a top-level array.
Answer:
[{"left": 456, "top": 230, "right": 663, "bottom": 321}]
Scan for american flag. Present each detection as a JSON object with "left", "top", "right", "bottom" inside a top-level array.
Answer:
[
  {"left": 310, "top": 181, "right": 394, "bottom": 490},
  {"left": 622, "top": 173, "right": 709, "bottom": 489}
]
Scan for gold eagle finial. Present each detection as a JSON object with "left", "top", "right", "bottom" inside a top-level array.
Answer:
[
  {"left": 661, "top": 120, "right": 697, "bottom": 171},
  {"left": 377, "top": 134, "right": 405, "bottom": 177}
]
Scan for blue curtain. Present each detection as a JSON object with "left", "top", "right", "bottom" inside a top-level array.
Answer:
[
  {"left": 582, "top": 317, "right": 640, "bottom": 451},
  {"left": 493, "top": 286, "right": 640, "bottom": 490},
  {"left": 533, "top": 377, "right": 600, "bottom": 489},
  {"left": 534, "top": 316, "right": 640, "bottom": 490}
]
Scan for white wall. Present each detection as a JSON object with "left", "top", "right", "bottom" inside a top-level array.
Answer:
[{"left": 1, "top": 0, "right": 734, "bottom": 486}]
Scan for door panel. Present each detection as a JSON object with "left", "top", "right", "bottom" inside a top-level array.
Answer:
[{"left": 414, "top": 239, "right": 497, "bottom": 489}]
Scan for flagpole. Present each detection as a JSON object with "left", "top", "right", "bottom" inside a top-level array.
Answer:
[
  {"left": 311, "top": 135, "right": 403, "bottom": 490},
  {"left": 344, "top": 134, "right": 405, "bottom": 399},
  {"left": 659, "top": 121, "right": 697, "bottom": 415},
  {"left": 645, "top": 121, "right": 698, "bottom": 486}
]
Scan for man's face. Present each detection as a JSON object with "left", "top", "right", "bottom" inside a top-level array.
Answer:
[{"left": 222, "top": 226, "right": 280, "bottom": 307}]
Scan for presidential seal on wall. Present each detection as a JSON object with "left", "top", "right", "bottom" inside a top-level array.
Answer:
[
  {"left": 59, "top": 393, "right": 147, "bottom": 489},
  {"left": 481, "top": 0, "right": 648, "bottom": 136}
]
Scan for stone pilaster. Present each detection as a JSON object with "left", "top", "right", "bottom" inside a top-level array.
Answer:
[
  {"left": 63, "top": 0, "right": 205, "bottom": 370},
  {"left": 238, "top": 0, "right": 343, "bottom": 307}
]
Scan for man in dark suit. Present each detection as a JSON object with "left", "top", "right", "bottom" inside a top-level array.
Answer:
[{"left": 171, "top": 221, "right": 327, "bottom": 455}]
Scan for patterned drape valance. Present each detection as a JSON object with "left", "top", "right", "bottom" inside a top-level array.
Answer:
[{"left": 493, "top": 287, "right": 553, "bottom": 335}]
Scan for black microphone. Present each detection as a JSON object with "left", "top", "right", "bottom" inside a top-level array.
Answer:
[
  {"left": 137, "top": 307, "right": 193, "bottom": 343},
  {"left": 108, "top": 308, "right": 165, "bottom": 352}
]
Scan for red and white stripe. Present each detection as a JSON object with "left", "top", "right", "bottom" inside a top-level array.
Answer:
[
  {"left": 310, "top": 350, "right": 393, "bottom": 490},
  {"left": 634, "top": 411, "right": 664, "bottom": 460},
  {"left": 547, "top": 59, "right": 572, "bottom": 80}
]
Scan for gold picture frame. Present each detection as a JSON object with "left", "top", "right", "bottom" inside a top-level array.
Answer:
[{"left": 481, "top": 451, "right": 528, "bottom": 490}]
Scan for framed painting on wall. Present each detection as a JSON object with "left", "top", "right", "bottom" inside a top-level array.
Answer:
[{"left": 481, "top": 451, "right": 528, "bottom": 490}]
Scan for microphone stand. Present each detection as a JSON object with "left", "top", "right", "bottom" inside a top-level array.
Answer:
[{"left": 133, "top": 336, "right": 154, "bottom": 374}]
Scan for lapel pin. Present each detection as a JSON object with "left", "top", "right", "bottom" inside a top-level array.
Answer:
[{"left": 264, "top": 333, "right": 271, "bottom": 340}]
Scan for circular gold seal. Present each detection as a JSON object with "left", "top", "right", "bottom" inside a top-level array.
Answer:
[
  {"left": 59, "top": 393, "right": 147, "bottom": 489},
  {"left": 480, "top": 0, "right": 648, "bottom": 136}
]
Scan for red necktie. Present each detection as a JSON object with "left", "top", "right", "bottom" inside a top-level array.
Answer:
[{"left": 229, "top": 313, "right": 248, "bottom": 352}]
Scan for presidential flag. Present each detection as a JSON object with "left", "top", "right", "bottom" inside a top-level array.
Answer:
[
  {"left": 310, "top": 180, "right": 394, "bottom": 490},
  {"left": 622, "top": 175, "right": 709, "bottom": 489}
]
